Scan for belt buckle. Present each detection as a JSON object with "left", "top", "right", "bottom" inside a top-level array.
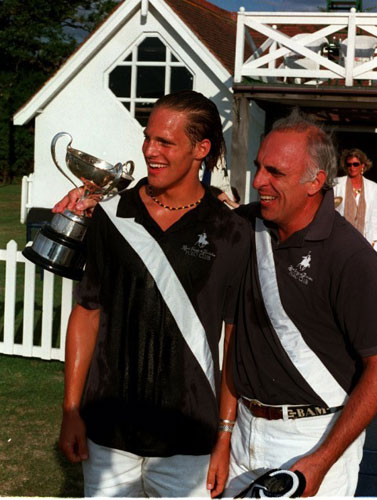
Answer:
[{"left": 250, "top": 399, "right": 263, "bottom": 408}]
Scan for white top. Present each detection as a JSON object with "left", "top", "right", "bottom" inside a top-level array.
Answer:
[{"left": 334, "top": 175, "right": 377, "bottom": 248}]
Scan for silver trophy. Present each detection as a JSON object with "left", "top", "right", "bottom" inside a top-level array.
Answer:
[{"left": 23, "top": 132, "right": 135, "bottom": 280}]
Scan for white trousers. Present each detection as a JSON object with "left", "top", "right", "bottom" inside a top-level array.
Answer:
[
  {"left": 224, "top": 400, "right": 365, "bottom": 497},
  {"left": 82, "top": 439, "right": 211, "bottom": 497}
]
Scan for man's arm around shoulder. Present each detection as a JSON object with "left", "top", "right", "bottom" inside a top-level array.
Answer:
[{"left": 59, "top": 304, "right": 100, "bottom": 463}]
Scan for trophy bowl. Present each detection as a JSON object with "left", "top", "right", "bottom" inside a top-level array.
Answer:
[
  {"left": 22, "top": 132, "right": 135, "bottom": 280},
  {"left": 66, "top": 148, "right": 122, "bottom": 195}
]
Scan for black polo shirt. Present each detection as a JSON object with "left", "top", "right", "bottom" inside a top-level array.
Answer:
[
  {"left": 234, "top": 189, "right": 377, "bottom": 406},
  {"left": 75, "top": 178, "right": 251, "bottom": 457}
]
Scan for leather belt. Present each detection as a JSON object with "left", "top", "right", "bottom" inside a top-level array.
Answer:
[{"left": 241, "top": 397, "right": 343, "bottom": 420}]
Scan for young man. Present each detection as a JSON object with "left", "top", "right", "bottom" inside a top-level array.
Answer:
[
  {"left": 221, "top": 113, "right": 377, "bottom": 497},
  {"left": 57, "top": 91, "right": 250, "bottom": 497}
]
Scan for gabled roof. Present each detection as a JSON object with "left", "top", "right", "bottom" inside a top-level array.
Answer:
[
  {"left": 164, "top": 0, "right": 237, "bottom": 74},
  {"left": 14, "top": 0, "right": 237, "bottom": 126}
]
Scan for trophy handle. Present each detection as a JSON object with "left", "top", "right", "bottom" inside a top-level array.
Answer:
[
  {"left": 123, "top": 160, "right": 135, "bottom": 178},
  {"left": 116, "top": 161, "right": 135, "bottom": 195},
  {"left": 51, "top": 132, "right": 78, "bottom": 188}
]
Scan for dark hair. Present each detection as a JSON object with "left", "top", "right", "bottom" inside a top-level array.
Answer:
[
  {"left": 153, "top": 90, "right": 226, "bottom": 171},
  {"left": 272, "top": 108, "right": 338, "bottom": 189},
  {"left": 340, "top": 148, "right": 372, "bottom": 174}
]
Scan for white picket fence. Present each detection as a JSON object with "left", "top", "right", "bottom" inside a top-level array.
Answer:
[{"left": 0, "top": 240, "right": 73, "bottom": 361}]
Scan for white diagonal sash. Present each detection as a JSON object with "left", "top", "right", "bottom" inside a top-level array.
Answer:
[
  {"left": 100, "top": 196, "right": 216, "bottom": 395},
  {"left": 255, "top": 217, "right": 348, "bottom": 407}
]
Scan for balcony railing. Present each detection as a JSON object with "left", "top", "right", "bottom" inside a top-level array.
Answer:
[{"left": 234, "top": 9, "right": 377, "bottom": 86}]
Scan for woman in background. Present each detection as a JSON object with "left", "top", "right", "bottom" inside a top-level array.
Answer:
[{"left": 334, "top": 148, "right": 377, "bottom": 248}]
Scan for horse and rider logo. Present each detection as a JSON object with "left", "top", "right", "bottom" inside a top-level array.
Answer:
[
  {"left": 297, "top": 251, "right": 311, "bottom": 271},
  {"left": 181, "top": 231, "right": 215, "bottom": 261},
  {"left": 288, "top": 251, "right": 313, "bottom": 285},
  {"left": 196, "top": 232, "right": 209, "bottom": 248}
]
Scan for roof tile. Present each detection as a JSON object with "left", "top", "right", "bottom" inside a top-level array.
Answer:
[{"left": 164, "top": 0, "right": 238, "bottom": 73}]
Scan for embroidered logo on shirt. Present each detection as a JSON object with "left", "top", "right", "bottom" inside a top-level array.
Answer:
[
  {"left": 196, "top": 232, "right": 209, "bottom": 248},
  {"left": 288, "top": 251, "right": 313, "bottom": 285},
  {"left": 297, "top": 251, "right": 311, "bottom": 271},
  {"left": 181, "top": 231, "right": 216, "bottom": 261}
]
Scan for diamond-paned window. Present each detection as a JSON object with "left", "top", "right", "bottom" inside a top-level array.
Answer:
[{"left": 108, "top": 36, "right": 194, "bottom": 126}]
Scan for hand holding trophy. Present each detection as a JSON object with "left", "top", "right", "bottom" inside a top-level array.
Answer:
[{"left": 23, "top": 132, "right": 135, "bottom": 280}]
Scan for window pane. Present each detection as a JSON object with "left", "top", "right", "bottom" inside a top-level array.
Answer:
[
  {"left": 137, "top": 66, "right": 165, "bottom": 98},
  {"left": 170, "top": 67, "right": 193, "bottom": 93},
  {"left": 123, "top": 53, "right": 132, "bottom": 61},
  {"left": 171, "top": 54, "right": 178, "bottom": 62},
  {"left": 122, "top": 102, "right": 130, "bottom": 111},
  {"left": 135, "top": 102, "right": 154, "bottom": 127},
  {"left": 109, "top": 66, "right": 131, "bottom": 98},
  {"left": 138, "top": 37, "right": 166, "bottom": 61}
]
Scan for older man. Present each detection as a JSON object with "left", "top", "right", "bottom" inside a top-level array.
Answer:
[{"left": 218, "top": 112, "right": 377, "bottom": 497}]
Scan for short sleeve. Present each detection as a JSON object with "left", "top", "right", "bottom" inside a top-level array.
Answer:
[
  {"left": 74, "top": 205, "right": 106, "bottom": 310},
  {"left": 222, "top": 221, "right": 252, "bottom": 325}
]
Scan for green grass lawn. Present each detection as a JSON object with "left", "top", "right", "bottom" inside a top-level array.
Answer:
[
  {"left": 0, "top": 183, "right": 83, "bottom": 496},
  {"left": 0, "top": 355, "right": 83, "bottom": 497}
]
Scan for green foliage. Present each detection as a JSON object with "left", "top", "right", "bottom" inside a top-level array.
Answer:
[
  {"left": 0, "top": 0, "right": 118, "bottom": 184},
  {"left": 0, "top": 183, "right": 24, "bottom": 248}
]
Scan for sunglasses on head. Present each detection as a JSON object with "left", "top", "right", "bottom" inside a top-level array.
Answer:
[{"left": 346, "top": 162, "right": 361, "bottom": 167}]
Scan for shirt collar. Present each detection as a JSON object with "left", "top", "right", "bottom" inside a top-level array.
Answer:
[
  {"left": 305, "top": 188, "right": 335, "bottom": 241},
  {"left": 265, "top": 189, "right": 335, "bottom": 248}
]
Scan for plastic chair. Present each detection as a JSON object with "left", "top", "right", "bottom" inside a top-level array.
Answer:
[
  {"left": 339, "top": 35, "right": 377, "bottom": 84},
  {"left": 282, "top": 34, "right": 329, "bottom": 84},
  {"left": 285, "top": 33, "right": 329, "bottom": 57},
  {"left": 339, "top": 35, "right": 377, "bottom": 66}
]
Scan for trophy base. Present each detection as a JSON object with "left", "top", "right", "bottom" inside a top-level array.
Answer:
[
  {"left": 23, "top": 225, "right": 86, "bottom": 281},
  {"left": 23, "top": 246, "right": 84, "bottom": 281}
]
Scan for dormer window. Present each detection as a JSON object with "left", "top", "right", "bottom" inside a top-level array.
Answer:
[{"left": 109, "top": 36, "right": 194, "bottom": 126}]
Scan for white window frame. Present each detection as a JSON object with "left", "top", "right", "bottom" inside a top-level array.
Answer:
[{"left": 106, "top": 34, "right": 195, "bottom": 122}]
